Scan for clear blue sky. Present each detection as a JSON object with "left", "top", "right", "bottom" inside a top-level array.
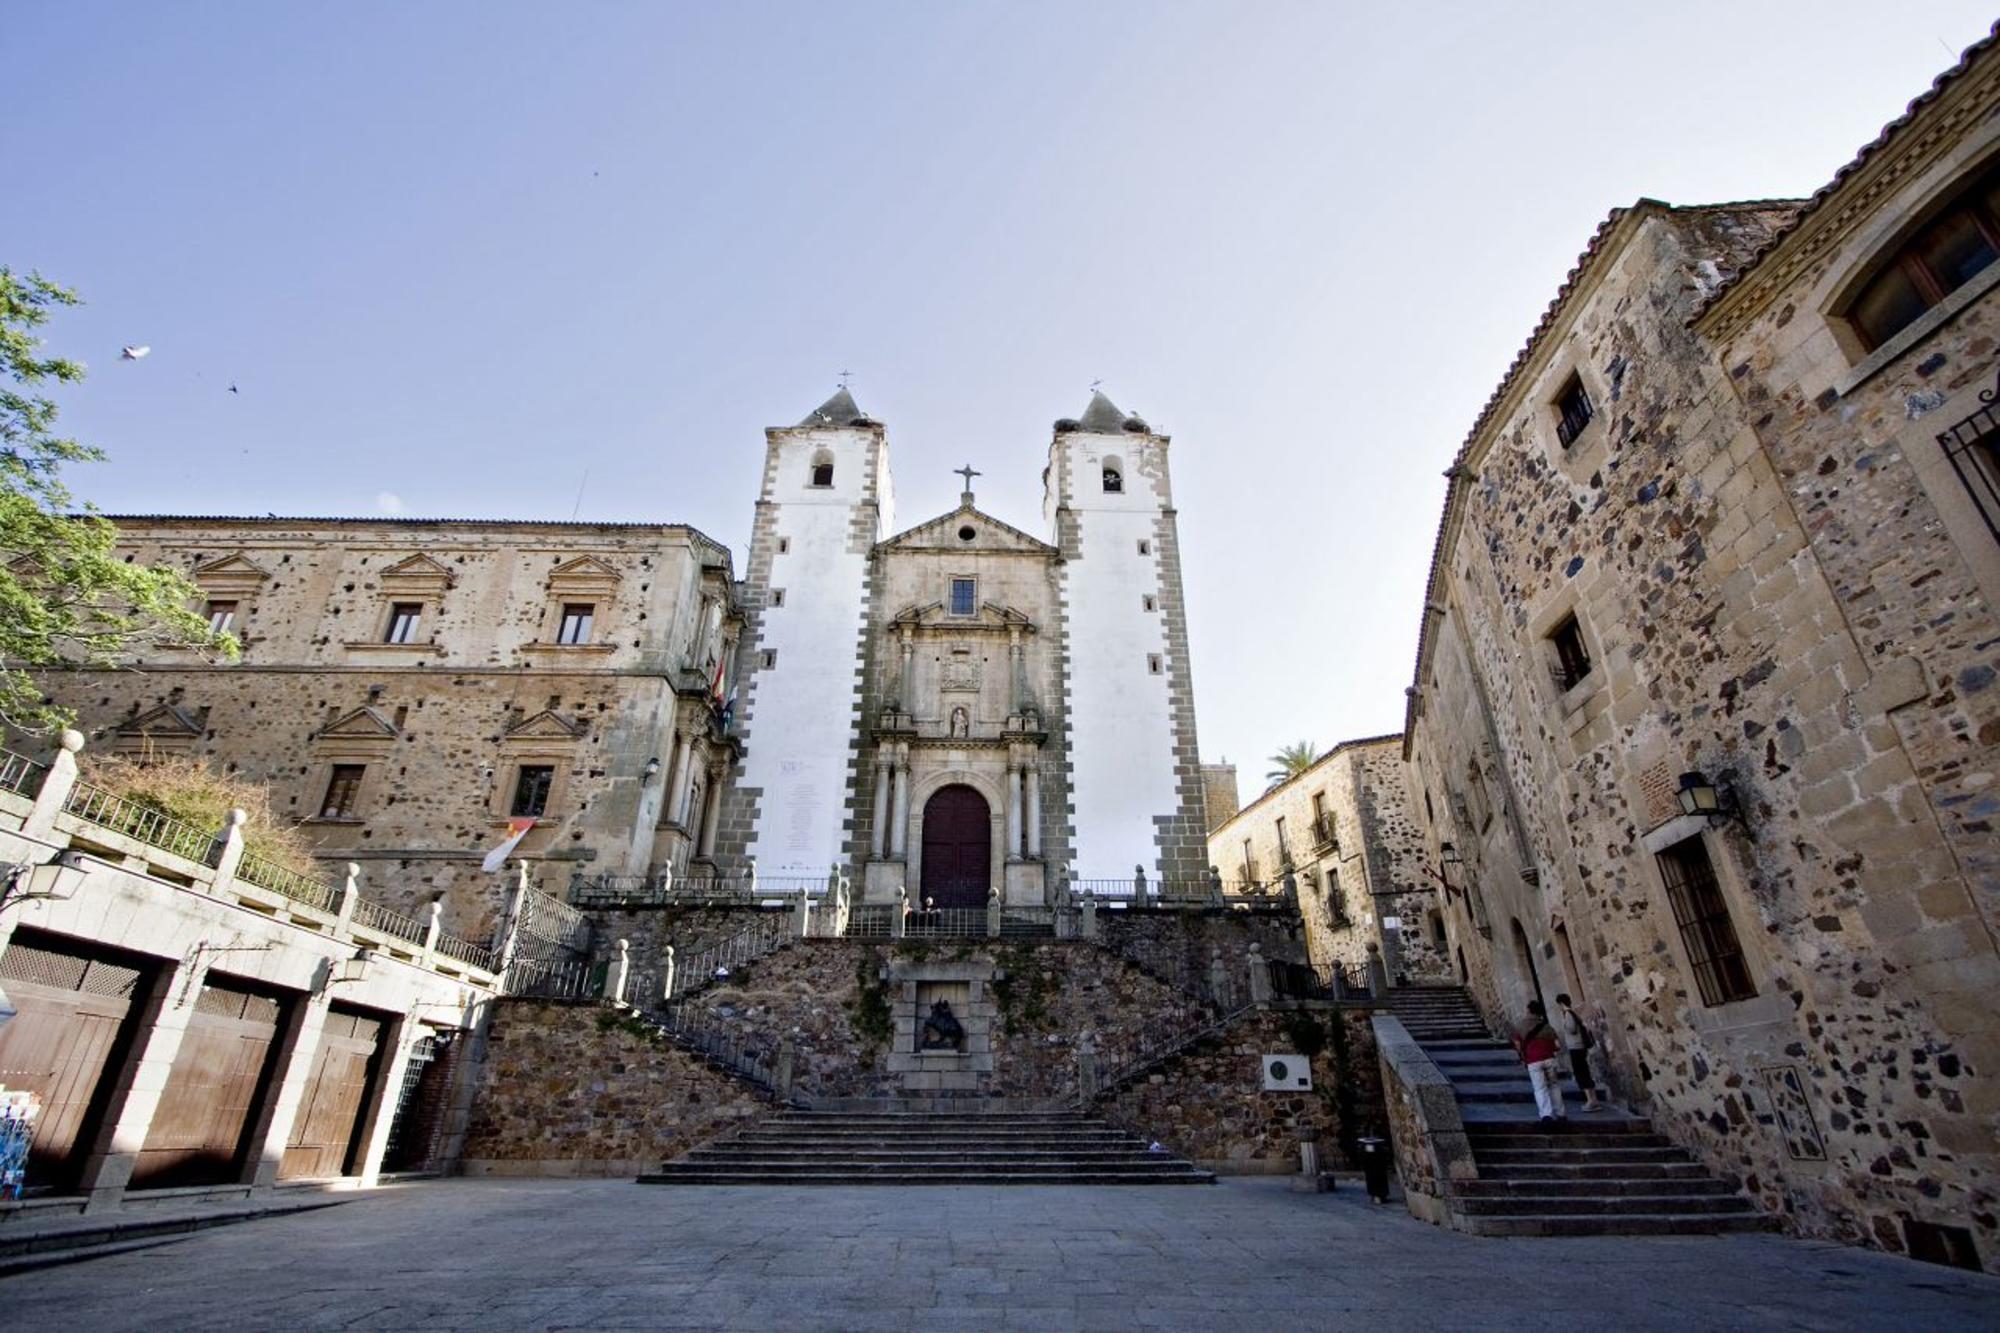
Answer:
[{"left": 12, "top": 2, "right": 1996, "bottom": 786}]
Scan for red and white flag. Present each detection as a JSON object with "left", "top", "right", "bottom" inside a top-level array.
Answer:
[{"left": 481, "top": 817, "right": 535, "bottom": 873}]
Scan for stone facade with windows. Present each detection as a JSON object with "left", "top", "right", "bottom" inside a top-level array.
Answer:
[
  {"left": 34, "top": 519, "right": 740, "bottom": 939},
  {"left": 1207, "top": 736, "right": 1441, "bottom": 983},
  {"left": 1401, "top": 26, "right": 2000, "bottom": 1263}
]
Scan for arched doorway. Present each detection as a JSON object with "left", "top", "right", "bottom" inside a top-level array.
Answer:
[{"left": 920, "top": 785, "right": 990, "bottom": 909}]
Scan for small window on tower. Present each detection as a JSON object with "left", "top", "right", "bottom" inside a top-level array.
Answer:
[
  {"left": 1102, "top": 465, "right": 1123, "bottom": 493},
  {"left": 511, "top": 765, "right": 556, "bottom": 818},
  {"left": 777, "top": 537, "right": 791, "bottom": 554},
  {"left": 557, "top": 603, "right": 595, "bottom": 645},
  {"left": 809, "top": 451, "right": 835, "bottom": 487},
  {"left": 1147, "top": 654, "right": 1163, "bottom": 675},
  {"left": 770, "top": 589, "right": 786, "bottom": 607},
  {"left": 761, "top": 650, "right": 778, "bottom": 669},
  {"left": 1142, "top": 594, "right": 1157, "bottom": 612},
  {"left": 949, "top": 578, "right": 976, "bottom": 616},
  {"left": 1137, "top": 540, "right": 1151, "bottom": 556},
  {"left": 384, "top": 602, "right": 423, "bottom": 644},
  {"left": 1553, "top": 373, "right": 1595, "bottom": 448},
  {"left": 319, "top": 764, "right": 365, "bottom": 819}
]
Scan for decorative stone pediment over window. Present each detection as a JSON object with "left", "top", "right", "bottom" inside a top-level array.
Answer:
[
  {"left": 504, "top": 709, "right": 584, "bottom": 742},
  {"left": 546, "top": 556, "right": 622, "bottom": 599},
  {"left": 877, "top": 505, "right": 1057, "bottom": 556},
  {"left": 315, "top": 706, "right": 401, "bottom": 743},
  {"left": 191, "top": 553, "right": 272, "bottom": 593},
  {"left": 378, "top": 553, "right": 455, "bottom": 595},
  {"left": 890, "top": 601, "right": 1038, "bottom": 637},
  {"left": 111, "top": 703, "right": 206, "bottom": 754}
]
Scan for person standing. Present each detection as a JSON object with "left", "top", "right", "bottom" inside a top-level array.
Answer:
[
  {"left": 1512, "top": 1000, "right": 1567, "bottom": 1125},
  {"left": 1555, "top": 993, "right": 1605, "bottom": 1111}
]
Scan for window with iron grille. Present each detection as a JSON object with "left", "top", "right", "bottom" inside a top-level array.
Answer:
[
  {"left": 384, "top": 602, "right": 422, "bottom": 644},
  {"left": 1548, "top": 613, "right": 1592, "bottom": 690},
  {"left": 1935, "top": 374, "right": 2000, "bottom": 546},
  {"left": 1554, "top": 374, "right": 1595, "bottom": 448},
  {"left": 1847, "top": 163, "right": 2000, "bottom": 350},
  {"left": 320, "top": 764, "right": 365, "bottom": 819},
  {"left": 1655, "top": 836, "right": 1757, "bottom": 1006},
  {"left": 557, "top": 603, "right": 594, "bottom": 645},
  {"left": 512, "top": 764, "right": 556, "bottom": 818}
]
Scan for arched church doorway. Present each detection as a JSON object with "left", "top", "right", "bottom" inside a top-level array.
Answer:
[{"left": 920, "top": 785, "right": 990, "bottom": 909}]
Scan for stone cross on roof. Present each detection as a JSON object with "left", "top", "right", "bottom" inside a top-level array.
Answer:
[{"left": 955, "top": 464, "right": 981, "bottom": 505}]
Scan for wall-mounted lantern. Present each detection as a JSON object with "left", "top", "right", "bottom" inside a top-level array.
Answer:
[{"left": 1677, "top": 771, "right": 1749, "bottom": 830}]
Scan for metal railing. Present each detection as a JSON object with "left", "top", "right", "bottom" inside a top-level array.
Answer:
[
  {"left": 505, "top": 954, "right": 602, "bottom": 1000},
  {"left": 1936, "top": 366, "right": 2000, "bottom": 544},
  {"left": 841, "top": 904, "right": 897, "bottom": 939},
  {"left": 234, "top": 852, "right": 341, "bottom": 914},
  {"left": 667, "top": 911, "right": 794, "bottom": 999},
  {"left": 516, "top": 885, "right": 590, "bottom": 957},
  {"left": 63, "top": 781, "right": 218, "bottom": 864},
  {"left": 1084, "top": 998, "right": 1255, "bottom": 1104},
  {"left": 0, "top": 749, "right": 46, "bottom": 798},
  {"left": 353, "top": 897, "right": 429, "bottom": 946},
  {"left": 1309, "top": 813, "right": 1338, "bottom": 852},
  {"left": 903, "top": 908, "right": 990, "bottom": 938},
  {"left": 1268, "top": 958, "right": 1370, "bottom": 1002},
  {"left": 435, "top": 931, "right": 497, "bottom": 972},
  {"left": 569, "top": 868, "right": 829, "bottom": 908},
  {"left": 652, "top": 1001, "right": 778, "bottom": 1093}
]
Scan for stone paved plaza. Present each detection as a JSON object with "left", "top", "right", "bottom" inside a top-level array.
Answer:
[{"left": 5, "top": 1179, "right": 1997, "bottom": 1330}]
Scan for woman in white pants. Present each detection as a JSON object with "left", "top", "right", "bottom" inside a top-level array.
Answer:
[{"left": 1512, "top": 1000, "right": 1567, "bottom": 1124}]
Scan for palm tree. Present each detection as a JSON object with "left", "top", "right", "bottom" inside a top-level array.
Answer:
[{"left": 1265, "top": 741, "right": 1318, "bottom": 789}]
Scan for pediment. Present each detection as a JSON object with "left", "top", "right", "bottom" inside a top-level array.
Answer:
[
  {"left": 117, "top": 704, "right": 205, "bottom": 737},
  {"left": 890, "top": 601, "right": 1038, "bottom": 634},
  {"left": 878, "top": 505, "right": 1057, "bottom": 556},
  {"left": 547, "top": 556, "right": 622, "bottom": 585},
  {"left": 505, "top": 709, "right": 583, "bottom": 741},
  {"left": 315, "top": 706, "right": 400, "bottom": 741},
  {"left": 193, "top": 553, "right": 272, "bottom": 586},
  {"left": 379, "top": 554, "right": 455, "bottom": 589}
]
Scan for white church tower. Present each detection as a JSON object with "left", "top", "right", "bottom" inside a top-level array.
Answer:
[
  {"left": 715, "top": 388, "right": 894, "bottom": 878},
  {"left": 1044, "top": 392, "right": 1209, "bottom": 886}
]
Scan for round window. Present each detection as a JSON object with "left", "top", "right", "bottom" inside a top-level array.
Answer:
[{"left": 957, "top": 525, "right": 976, "bottom": 542}]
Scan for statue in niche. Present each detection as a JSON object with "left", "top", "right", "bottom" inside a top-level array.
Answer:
[
  {"left": 949, "top": 706, "right": 969, "bottom": 738},
  {"left": 920, "top": 999, "right": 966, "bottom": 1052}
]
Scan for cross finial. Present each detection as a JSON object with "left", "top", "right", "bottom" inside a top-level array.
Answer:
[
  {"left": 955, "top": 463, "right": 981, "bottom": 500},
  {"left": 837, "top": 369, "right": 853, "bottom": 389},
  {"left": 1089, "top": 378, "right": 1103, "bottom": 393}
]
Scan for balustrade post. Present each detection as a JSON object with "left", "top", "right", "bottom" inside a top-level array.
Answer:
[
  {"left": 22, "top": 728, "right": 83, "bottom": 840},
  {"left": 1024, "top": 761, "right": 1041, "bottom": 860},
  {"left": 795, "top": 885, "right": 813, "bottom": 938},
  {"left": 335, "top": 863, "right": 361, "bottom": 936},
  {"left": 1208, "top": 865, "right": 1225, "bottom": 907},
  {"left": 1080, "top": 895, "right": 1098, "bottom": 940},
  {"left": 1132, "top": 864, "right": 1149, "bottom": 908},
  {"left": 422, "top": 898, "right": 442, "bottom": 968},
  {"left": 892, "top": 885, "right": 909, "bottom": 939},
  {"left": 208, "top": 809, "right": 248, "bottom": 895},
  {"left": 1207, "top": 946, "right": 1228, "bottom": 1006},
  {"left": 987, "top": 886, "right": 1002, "bottom": 937},
  {"left": 1366, "top": 942, "right": 1389, "bottom": 997},
  {"left": 611, "top": 938, "right": 630, "bottom": 1005},
  {"left": 1247, "top": 942, "right": 1272, "bottom": 1007},
  {"left": 1076, "top": 1030, "right": 1099, "bottom": 1102},
  {"left": 775, "top": 1038, "right": 796, "bottom": 1102},
  {"left": 495, "top": 864, "right": 533, "bottom": 980},
  {"left": 661, "top": 944, "right": 677, "bottom": 1002}
]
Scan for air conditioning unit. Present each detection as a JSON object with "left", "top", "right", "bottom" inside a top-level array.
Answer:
[{"left": 1261, "top": 1054, "right": 1313, "bottom": 1091}]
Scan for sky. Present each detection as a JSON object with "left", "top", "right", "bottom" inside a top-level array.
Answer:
[{"left": 10, "top": 1, "right": 1997, "bottom": 791}]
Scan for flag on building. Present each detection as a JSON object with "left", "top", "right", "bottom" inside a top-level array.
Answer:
[{"left": 481, "top": 817, "right": 535, "bottom": 873}]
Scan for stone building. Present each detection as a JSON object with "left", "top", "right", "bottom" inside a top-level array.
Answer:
[
  {"left": 36, "top": 517, "right": 740, "bottom": 937},
  {"left": 1206, "top": 735, "right": 1441, "bottom": 983},
  {"left": 718, "top": 388, "right": 1211, "bottom": 904},
  {"left": 1400, "top": 26, "right": 2000, "bottom": 1263},
  {"left": 1200, "top": 761, "right": 1240, "bottom": 831}
]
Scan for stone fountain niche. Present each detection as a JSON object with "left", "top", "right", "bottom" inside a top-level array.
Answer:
[{"left": 885, "top": 960, "right": 996, "bottom": 1094}]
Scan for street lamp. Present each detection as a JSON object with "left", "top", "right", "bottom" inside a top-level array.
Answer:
[
  {"left": 0, "top": 849, "right": 89, "bottom": 914},
  {"left": 1676, "top": 771, "right": 1748, "bottom": 829}
]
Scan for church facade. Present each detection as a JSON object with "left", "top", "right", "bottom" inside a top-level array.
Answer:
[{"left": 715, "top": 388, "right": 1211, "bottom": 906}]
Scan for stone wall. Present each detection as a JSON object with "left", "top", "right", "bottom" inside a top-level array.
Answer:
[
  {"left": 37, "top": 518, "right": 738, "bottom": 937},
  {"left": 460, "top": 998, "right": 770, "bottom": 1177},
  {"left": 1097, "top": 1006, "right": 1383, "bottom": 1174},
  {"left": 1404, "top": 125, "right": 2000, "bottom": 1263}
]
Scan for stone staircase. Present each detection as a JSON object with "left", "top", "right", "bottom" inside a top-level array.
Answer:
[
  {"left": 1388, "top": 985, "right": 1768, "bottom": 1235},
  {"left": 639, "top": 1108, "right": 1214, "bottom": 1186}
]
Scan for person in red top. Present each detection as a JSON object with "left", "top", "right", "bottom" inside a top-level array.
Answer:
[{"left": 1512, "top": 1000, "right": 1567, "bottom": 1124}]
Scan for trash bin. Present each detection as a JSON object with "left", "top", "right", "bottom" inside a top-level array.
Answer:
[{"left": 1356, "top": 1135, "right": 1391, "bottom": 1204}]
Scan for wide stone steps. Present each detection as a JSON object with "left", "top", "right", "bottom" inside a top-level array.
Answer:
[
  {"left": 641, "top": 1109, "right": 1214, "bottom": 1186},
  {"left": 1394, "top": 984, "right": 1771, "bottom": 1237}
]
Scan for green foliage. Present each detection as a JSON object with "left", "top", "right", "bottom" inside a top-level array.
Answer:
[
  {"left": 0, "top": 268, "right": 234, "bottom": 734},
  {"left": 992, "top": 944, "right": 1051, "bottom": 1029},
  {"left": 847, "top": 947, "right": 892, "bottom": 1052},
  {"left": 1264, "top": 740, "right": 1318, "bottom": 789},
  {"left": 1282, "top": 1009, "right": 1328, "bottom": 1058}
]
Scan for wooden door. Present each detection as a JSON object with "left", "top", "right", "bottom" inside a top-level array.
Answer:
[
  {"left": 279, "top": 1009, "right": 386, "bottom": 1180},
  {"left": 920, "top": 784, "right": 990, "bottom": 909},
  {"left": 130, "top": 978, "right": 283, "bottom": 1189},
  {"left": 0, "top": 931, "right": 147, "bottom": 1189}
]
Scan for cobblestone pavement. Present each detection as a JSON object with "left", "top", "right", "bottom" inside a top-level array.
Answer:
[{"left": 5, "top": 1178, "right": 1996, "bottom": 1331}]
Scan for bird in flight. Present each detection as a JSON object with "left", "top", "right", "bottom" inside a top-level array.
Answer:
[{"left": 121, "top": 345, "right": 151, "bottom": 360}]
